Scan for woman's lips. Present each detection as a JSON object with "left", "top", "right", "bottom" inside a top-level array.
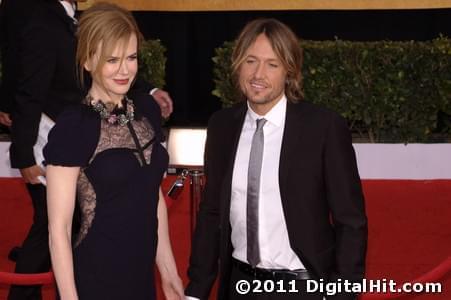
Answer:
[{"left": 114, "top": 79, "right": 129, "bottom": 85}]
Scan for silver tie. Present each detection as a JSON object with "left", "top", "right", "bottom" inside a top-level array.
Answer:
[{"left": 247, "top": 118, "right": 267, "bottom": 267}]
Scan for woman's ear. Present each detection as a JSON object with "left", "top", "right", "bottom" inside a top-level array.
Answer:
[{"left": 84, "top": 59, "right": 92, "bottom": 72}]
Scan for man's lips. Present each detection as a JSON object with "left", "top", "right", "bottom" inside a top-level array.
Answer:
[
  {"left": 114, "top": 79, "right": 129, "bottom": 85},
  {"left": 249, "top": 81, "right": 267, "bottom": 90}
]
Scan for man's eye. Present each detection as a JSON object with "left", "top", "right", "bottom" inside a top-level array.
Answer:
[
  {"left": 246, "top": 59, "right": 256, "bottom": 64},
  {"left": 269, "top": 63, "right": 279, "bottom": 68}
]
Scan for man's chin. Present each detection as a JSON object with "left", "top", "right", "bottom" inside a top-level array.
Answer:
[{"left": 247, "top": 97, "right": 270, "bottom": 105}]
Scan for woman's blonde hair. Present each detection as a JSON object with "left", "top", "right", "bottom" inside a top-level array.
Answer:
[
  {"left": 231, "top": 18, "right": 304, "bottom": 102},
  {"left": 76, "top": 2, "right": 143, "bottom": 90}
]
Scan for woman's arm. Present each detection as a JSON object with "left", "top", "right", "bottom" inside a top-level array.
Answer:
[
  {"left": 156, "top": 189, "right": 184, "bottom": 300},
  {"left": 47, "top": 165, "right": 80, "bottom": 300}
]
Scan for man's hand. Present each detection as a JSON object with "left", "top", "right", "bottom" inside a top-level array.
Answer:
[
  {"left": 20, "top": 165, "right": 45, "bottom": 185},
  {"left": 152, "top": 89, "right": 173, "bottom": 119},
  {"left": 0, "top": 111, "right": 12, "bottom": 127}
]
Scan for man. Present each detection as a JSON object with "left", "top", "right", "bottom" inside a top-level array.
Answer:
[
  {"left": 186, "top": 19, "right": 367, "bottom": 300},
  {"left": 0, "top": 0, "right": 33, "bottom": 127},
  {"left": 0, "top": 0, "right": 172, "bottom": 299}
]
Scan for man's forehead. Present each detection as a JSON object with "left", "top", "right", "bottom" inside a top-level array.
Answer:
[{"left": 244, "top": 34, "right": 280, "bottom": 60}]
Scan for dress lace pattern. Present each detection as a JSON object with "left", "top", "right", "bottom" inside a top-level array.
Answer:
[{"left": 74, "top": 116, "right": 155, "bottom": 247}]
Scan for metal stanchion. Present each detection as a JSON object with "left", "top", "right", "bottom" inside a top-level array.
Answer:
[{"left": 189, "top": 170, "right": 204, "bottom": 234}]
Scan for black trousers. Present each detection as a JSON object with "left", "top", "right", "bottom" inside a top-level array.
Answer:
[
  {"left": 8, "top": 184, "right": 50, "bottom": 300},
  {"left": 228, "top": 262, "right": 324, "bottom": 300}
]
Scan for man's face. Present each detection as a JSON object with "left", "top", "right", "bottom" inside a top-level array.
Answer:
[{"left": 238, "top": 33, "right": 287, "bottom": 115}]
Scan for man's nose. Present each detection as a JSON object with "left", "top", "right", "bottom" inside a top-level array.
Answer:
[{"left": 254, "top": 62, "right": 265, "bottom": 78}]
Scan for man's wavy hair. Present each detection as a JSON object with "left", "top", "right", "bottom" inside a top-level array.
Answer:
[{"left": 231, "top": 18, "right": 304, "bottom": 102}]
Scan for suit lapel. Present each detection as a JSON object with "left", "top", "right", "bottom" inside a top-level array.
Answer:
[
  {"left": 217, "top": 105, "right": 246, "bottom": 296},
  {"left": 219, "top": 103, "right": 247, "bottom": 227},
  {"left": 279, "top": 102, "right": 305, "bottom": 211}
]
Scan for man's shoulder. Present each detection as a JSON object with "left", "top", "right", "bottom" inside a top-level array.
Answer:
[
  {"left": 25, "top": 1, "right": 69, "bottom": 31},
  {"left": 290, "top": 100, "right": 345, "bottom": 122},
  {"left": 208, "top": 102, "right": 246, "bottom": 125}
]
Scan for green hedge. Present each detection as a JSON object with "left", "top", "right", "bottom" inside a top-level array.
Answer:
[
  {"left": 212, "top": 37, "right": 451, "bottom": 143},
  {"left": 138, "top": 39, "right": 167, "bottom": 89}
]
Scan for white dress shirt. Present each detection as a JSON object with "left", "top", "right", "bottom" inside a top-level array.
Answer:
[
  {"left": 230, "top": 95, "right": 305, "bottom": 270},
  {"left": 59, "top": 0, "right": 76, "bottom": 21}
]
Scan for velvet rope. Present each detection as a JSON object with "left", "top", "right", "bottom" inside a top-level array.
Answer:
[
  {"left": 0, "top": 271, "right": 54, "bottom": 285},
  {"left": 360, "top": 256, "right": 451, "bottom": 299}
]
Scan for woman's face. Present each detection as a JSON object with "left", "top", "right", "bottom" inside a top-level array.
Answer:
[{"left": 88, "top": 33, "right": 138, "bottom": 104}]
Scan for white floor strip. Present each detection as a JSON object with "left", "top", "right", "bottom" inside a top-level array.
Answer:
[{"left": 1, "top": 142, "right": 450, "bottom": 179}]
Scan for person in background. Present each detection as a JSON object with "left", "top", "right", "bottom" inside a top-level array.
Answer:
[
  {"left": 0, "top": 0, "right": 173, "bottom": 299},
  {"left": 185, "top": 18, "right": 367, "bottom": 300},
  {"left": 0, "top": 0, "right": 34, "bottom": 127},
  {"left": 45, "top": 2, "right": 184, "bottom": 299}
]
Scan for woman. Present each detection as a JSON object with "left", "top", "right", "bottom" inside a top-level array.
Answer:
[{"left": 44, "top": 3, "right": 184, "bottom": 299}]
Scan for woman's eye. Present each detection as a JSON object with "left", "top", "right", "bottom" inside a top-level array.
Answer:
[
  {"left": 107, "top": 58, "right": 119, "bottom": 63},
  {"left": 128, "top": 55, "right": 138, "bottom": 61}
]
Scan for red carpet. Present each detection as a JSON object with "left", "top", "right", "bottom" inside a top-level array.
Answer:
[{"left": 1, "top": 178, "right": 450, "bottom": 299}]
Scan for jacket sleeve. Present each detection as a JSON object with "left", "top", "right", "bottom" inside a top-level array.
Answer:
[
  {"left": 324, "top": 113, "right": 368, "bottom": 300},
  {"left": 0, "top": 0, "right": 14, "bottom": 113},
  {"left": 186, "top": 113, "right": 222, "bottom": 299},
  {"left": 9, "top": 20, "right": 56, "bottom": 168}
]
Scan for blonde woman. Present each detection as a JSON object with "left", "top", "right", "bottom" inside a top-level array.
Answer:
[{"left": 44, "top": 3, "right": 184, "bottom": 299}]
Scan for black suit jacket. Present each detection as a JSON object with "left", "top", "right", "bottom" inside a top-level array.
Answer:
[
  {"left": 8, "top": 0, "right": 81, "bottom": 168},
  {"left": 0, "top": 0, "right": 36, "bottom": 114},
  {"left": 5, "top": 0, "right": 154, "bottom": 168},
  {"left": 186, "top": 100, "right": 368, "bottom": 300}
]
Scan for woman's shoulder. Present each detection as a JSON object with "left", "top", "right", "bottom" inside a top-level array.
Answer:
[
  {"left": 129, "top": 91, "right": 164, "bottom": 141},
  {"left": 56, "top": 103, "right": 97, "bottom": 122},
  {"left": 44, "top": 104, "right": 100, "bottom": 167},
  {"left": 130, "top": 92, "right": 161, "bottom": 121},
  {"left": 130, "top": 92, "right": 161, "bottom": 117},
  {"left": 53, "top": 104, "right": 100, "bottom": 137}
]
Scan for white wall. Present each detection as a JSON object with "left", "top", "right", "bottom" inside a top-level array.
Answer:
[
  {"left": 354, "top": 144, "right": 451, "bottom": 179},
  {"left": 0, "top": 142, "right": 20, "bottom": 177},
  {"left": 1, "top": 142, "right": 450, "bottom": 179}
]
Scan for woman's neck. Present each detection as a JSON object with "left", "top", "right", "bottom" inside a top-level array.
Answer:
[{"left": 88, "top": 88, "right": 124, "bottom": 107}]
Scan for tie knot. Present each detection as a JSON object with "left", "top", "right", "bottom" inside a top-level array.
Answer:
[{"left": 256, "top": 118, "right": 267, "bottom": 131}]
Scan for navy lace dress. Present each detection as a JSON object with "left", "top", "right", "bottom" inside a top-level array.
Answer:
[{"left": 44, "top": 93, "right": 168, "bottom": 299}]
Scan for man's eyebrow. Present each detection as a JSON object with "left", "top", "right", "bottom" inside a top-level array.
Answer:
[{"left": 245, "top": 55, "right": 279, "bottom": 60}]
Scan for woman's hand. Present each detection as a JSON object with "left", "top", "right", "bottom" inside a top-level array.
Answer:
[
  {"left": 160, "top": 272, "right": 185, "bottom": 300},
  {"left": 156, "top": 188, "right": 185, "bottom": 299}
]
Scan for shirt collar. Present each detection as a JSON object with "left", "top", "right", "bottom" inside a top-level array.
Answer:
[
  {"left": 246, "top": 95, "right": 287, "bottom": 128},
  {"left": 59, "top": 0, "right": 76, "bottom": 20}
]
